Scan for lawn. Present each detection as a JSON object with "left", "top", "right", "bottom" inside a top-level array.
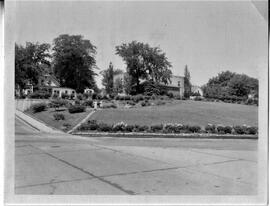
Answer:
[
  {"left": 26, "top": 107, "right": 93, "bottom": 131},
  {"left": 90, "top": 100, "right": 258, "bottom": 127}
]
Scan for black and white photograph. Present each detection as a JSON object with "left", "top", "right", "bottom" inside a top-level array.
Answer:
[{"left": 4, "top": 0, "right": 268, "bottom": 205}]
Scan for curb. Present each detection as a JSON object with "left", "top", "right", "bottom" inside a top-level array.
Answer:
[{"left": 72, "top": 132, "right": 258, "bottom": 140}]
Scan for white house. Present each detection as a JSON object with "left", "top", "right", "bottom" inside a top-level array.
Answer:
[{"left": 52, "top": 87, "right": 76, "bottom": 98}]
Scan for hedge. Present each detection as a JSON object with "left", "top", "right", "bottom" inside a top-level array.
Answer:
[
  {"left": 78, "top": 121, "right": 258, "bottom": 135},
  {"left": 68, "top": 105, "right": 86, "bottom": 113},
  {"left": 30, "top": 103, "right": 47, "bottom": 113}
]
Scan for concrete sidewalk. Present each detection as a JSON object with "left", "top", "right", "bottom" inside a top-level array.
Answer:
[{"left": 15, "top": 110, "right": 64, "bottom": 134}]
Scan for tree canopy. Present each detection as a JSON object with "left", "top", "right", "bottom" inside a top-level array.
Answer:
[
  {"left": 15, "top": 42, "right": 51, "bottom": 88},
  {"left": 184, "top": 65, "right": 191, "bottom": 98},
  {"left": 202, "top": 70, "right": 258, "bottom": 100},
  {"left": 101, "top": 62, "right": 114, "bottom": 95},
  {"left": 52, "top": 34, "right": 97, "bottom": 93},
  {"left": 115, "top": 41, "right": 172, "bottom": 93}
]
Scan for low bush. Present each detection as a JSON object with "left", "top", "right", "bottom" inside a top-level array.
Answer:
[
  {"left": 126, "top": 101, "right": 136, "bottom": 106},
  {"left": 150, "top": 124, "right": 163, "bottom": 132},
  {"left": 77, "top": 120, "right": 258, "bottom": 136},
  {"left": 68, "top": 105, "right": 86, "bottom": 113},
  {"left": 194, "top": 96, "right": 203, "bottom": 101},
  {"left": 82, "top": 99, "right": 93, "bottom": 107},
  {"left": 233, "top": 125, "right": 246, "bottom": 134},
  {"left": 125, "top": 125, "right": 134, "bottom": 132},
  {"left": 167, "top": 92, "right": 174, "bottom": 99},
  {"left": 132, "top": 95, "right": 145, "bottom": 103},
  {"left": 205, "top": 124, "right": 216, "bottom": 133},
  {"left": 112, "top": 122, "right": 127, "bottom": 132},
  {"left": 49, "top": 98, "right": 69, "bottom": 108},
  {"left": 188, "top": 125, "right": 201, "bottom": 133},
  {"left": 30, "top": 103, "right": 47, "bottom": 113},
  {"left": 217, "top": 125, "right": 232, "bottom": 134},
  {"left": 97, "top": 123, "right": 112, "bottom": 132},
  {"left": 132, "top": 125, "right": 149, "bottom": 132},
  {"left": 53, "top": 113, "right": 65, "bottom": 121},
  {"left": 246, "top": 126, "right": 258, "bottom": 135},
  {"left": 141, "top": 101, "right": 151, "bottom": 107}
]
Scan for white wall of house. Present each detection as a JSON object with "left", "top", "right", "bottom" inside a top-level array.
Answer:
[{"left": 52, "top": 87, "right": 76, "bottom": 98}]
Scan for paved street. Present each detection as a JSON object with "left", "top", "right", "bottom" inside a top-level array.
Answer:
[{"left": 15, "top": 117, "right": 258, "bottom": 195}]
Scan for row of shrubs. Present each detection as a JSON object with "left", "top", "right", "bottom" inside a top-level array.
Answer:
[
  {"left": 30, "top": 102, "right": 86, "bottom": 114},
  {"left": 203, "top": 95, "right": 258, "bottom": 106},
  {"left": 78, "top": 121, "right": 258, "bottom": 135}
]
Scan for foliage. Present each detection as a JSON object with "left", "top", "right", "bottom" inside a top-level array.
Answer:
[
  {"left": 184, "top": 65, "right": 191, "bottom": 98},
  {"left": 123, "top": 73, "right": 133, "bottom": 95},
  {"left": 49, "top": 98, "right": 69, "bottom": 109},
  {"left": 15, "top": 42, "right": 51, "bottom": 90},
  {"left": 68, "top": 105, "right": 86, "bottom": 113},
  {"left": 132, "top": 94, "right": 145, "bottom": 102},
  {"left": 101, "top": 62, "right": 115, "bottom": 95},
  {"left": 202, "top": 71, "right": 258, "bottom": 102},
  {"left": 141, "top": 101, "right": 151, "bottom": 107},
  {"left": 246, "top": 126, "right": 258, "bottom": 135},
  {"left": 28, "top": 90, "right": 51, "bottom": 99},
  {"left": 30, "top": 103, "right": 47, "bottom": 113},
  {"left": 233, "top": 125, "right": 246, "bottom": 134},
  {"left": 97, "top": 123, "right": 113, "bottom": 132},
  {"left": 150, "top": 124, "right": 163, "bottom": 132},
  {"left": 76, "top": 93, "right": 83, "bottom": 100},
  {"left": 143, "top": 80, "right": 162, "bottom": 96},
  {"left": 188, "top": 125, "right": 201, "bottom": 133},
  {"left": 113, "top": 77, "right": 124, "bottom": 94},
  {"left": 216, "top": 125, "right": 232, "bottom": 134},
  {"left": 205, "top": 124, "right": 216, "bottom": 133},
  {"left": 167, "top": 92, "right": 174, "bottom": 98},
  {"left": 52, "top": 34, "right": 97, "bottom": 93},
  {"left": 53, "top": 113, "right": 65, "bottom": 121},
  {"left": 82, "top": 99, "right": 94, "bottom": 107},
  {"left": 112, "top": 122, "right": 127, "bottom": 132},
  {"left": 78, "top": 120, "right": 257, "bottom": 136},
  {"left": 116, "top": 41, "right": 172, "bottom": 94}
]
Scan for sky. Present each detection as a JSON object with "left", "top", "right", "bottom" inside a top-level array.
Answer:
[{"left": 14, "top": 1, "right": 268, "bottom": 87}]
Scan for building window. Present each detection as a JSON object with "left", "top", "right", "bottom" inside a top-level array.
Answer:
[
  {"left": 65, "top": 90, "right": 68, "bottom": 94},
  {"left": 178, "top": 81, "right": 180, "bottom": 87}
]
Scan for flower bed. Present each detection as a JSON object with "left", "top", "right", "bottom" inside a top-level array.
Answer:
[{"left": 77, "top": 121, "right": 258, "bottom": 135}]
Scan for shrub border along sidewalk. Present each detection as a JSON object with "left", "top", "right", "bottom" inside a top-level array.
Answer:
[
  {"left": 75, "top": 120, "right": 258, "bottom": 139},
  {"left": 72, "top": 131, "right": 258, "bottom": 139}
]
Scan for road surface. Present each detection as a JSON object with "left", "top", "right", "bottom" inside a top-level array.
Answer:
[{"left": 15, "top": 117, "right": 257, "bottom": 195}]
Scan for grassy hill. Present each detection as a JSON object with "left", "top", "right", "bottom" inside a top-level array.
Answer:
[{"left": 91, "top": 100, "right": 258, "bottom": 127}]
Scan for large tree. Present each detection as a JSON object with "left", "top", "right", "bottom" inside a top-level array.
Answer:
[
  {"left": 115, "top": 41, "right": 172, "bottom": 93},
  {"left": 52, "top": 34, "right": 97, "bottom": 93},
  {"left": 15, "top": 42, "right": 51, "bottom": 88},
  {"left": 101, "top": 62, "right": 114, "bottom": 95},
  {"left": 202, "top": 70, "right": 258, "bottom": 99}
]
